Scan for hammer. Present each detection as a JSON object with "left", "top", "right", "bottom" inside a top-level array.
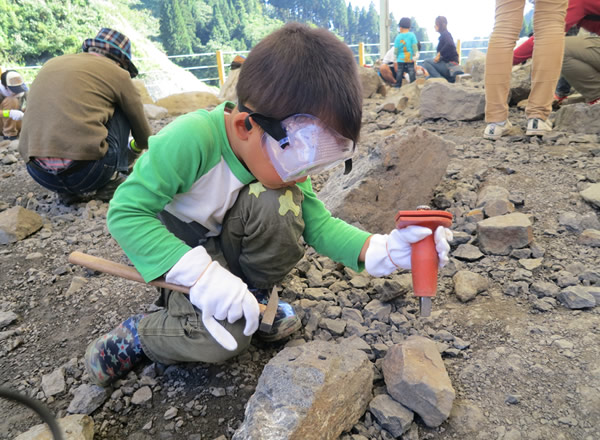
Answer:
[{"left": 67, "top": 251, "right": 277, "bottom": 331}]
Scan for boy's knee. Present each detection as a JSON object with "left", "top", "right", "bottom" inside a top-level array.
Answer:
[{"left": 1, "top": 96, "right": 20, "bottom": 110}]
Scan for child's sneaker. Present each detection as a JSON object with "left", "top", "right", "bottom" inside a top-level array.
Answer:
[
  {"left": 483, "top": 120, "right": 512, "bottom": 140},
  {"left": 250, "top": 289, "right": 301, "bottom": 342},
  {"left": 526, "top": 118, "right": 552, "bottom": 136},
  {"left": 84, "top": 314, "right": 147, "bottom": 387}
]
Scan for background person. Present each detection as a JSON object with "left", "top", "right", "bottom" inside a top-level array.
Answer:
[
  {"left": 378, "top": 47, "right": 397, "bottom": 85},
  {"left": 422, "top": 16, "right": 461, "bottom": 82},
  {"left": 512, "top": 0, "right": 600, "bottom": 104},
  {"left": 19, "top": 28, "right": 151, "bottom": 204},
  {"left": 484, "top": 0, "right": 568, "bottom": 140},
  {"left": 0, "top": 70, "right": 27, "bottom": 140},
  {"left": 393, "top": 17, "right": 419, "bottom": 87}
]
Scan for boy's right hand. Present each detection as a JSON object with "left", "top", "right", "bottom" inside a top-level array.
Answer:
[
  {"left": 190, "top": 261, "right": 260, "bottom": 351},
  {"left": 165, "top": 247, "right": 260, "bottom": 351}
]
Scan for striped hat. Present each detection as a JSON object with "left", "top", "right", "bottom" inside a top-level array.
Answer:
[{"left": 82, "top": 28, "right": 138, "bottom": 78}]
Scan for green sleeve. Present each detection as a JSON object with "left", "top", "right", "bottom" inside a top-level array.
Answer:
[
  {"left": 297, "top": 178, "right": 371, "bottom": 272},
  {"left": 107, "top": 112, "right": 215, "bottom": 282}
]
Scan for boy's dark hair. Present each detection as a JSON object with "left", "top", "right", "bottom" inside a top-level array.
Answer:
[
  {"left": 435, "top": 16, "right": 448, "bottom": 32},
  {"left": 399, "top": 17, "right": 411, "bottom": 29},
  {"left": 237, "top": 22, "right": 362, "bottom": 143}
]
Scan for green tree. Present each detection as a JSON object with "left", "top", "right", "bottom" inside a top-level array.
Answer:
[{"left": 160, "top": 0, "right": 193, "bottom": 55}]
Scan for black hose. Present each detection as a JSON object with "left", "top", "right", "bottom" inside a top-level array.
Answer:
[{"left": 0, "top": 387, "right": 64, "bottom": 440}]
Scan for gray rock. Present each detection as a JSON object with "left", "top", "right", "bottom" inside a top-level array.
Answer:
[
  {"left": 577, "top": 229, "right": 600, "bottom": 247},
  {"left": 233, "top": 340, "right": 373, "bottom": 440},
  {"left": 319, "top": 318, "right": 347, "bottom": 336},
  {"left": 132, "top": 386, "right": 153, "bottom": 405},
  {"left": 368, "top": 394, "right": 414, "bottom": 437},
  {"left": 477, "top": 213, "right": 533, "bottom": 255},
  {"left": 558, "top": 286, "right": 596, "bottom": 309},
  {"left": 363, "top": 299, "right": 392, "bottom": 323},
  {"left": 518, "top": 258, "right": 543, "bottom": 271},
  {"left": 41, "top": 367, "right": 66, "bottom": 397},
  {"left": 554, "top": 102, "right": 600, "bottom": 134},
  {"left": 420, "top": 82, "right": 486, "bottom": 121},
  {"left": 67, "top": 384, "right": 108, "bottom": 415},
  {"left": 448, "top": 400, "right": 486, "bottom": 434},
  {"left": 453, "top": 270, "right": 489, "bottom": 302},
  {"left": 143, "top": 103, "right": 168, "bottom": 119},
  {"left": 530, "top": 281, "right": 560, "bottom": 298},
  {"left": 318, "top": 126, "right": 454, "bottom": 233},
  {"left": 14, "top": 414, "right": 94, "bottom": 440},
  {"left": 580, "top": 183, "right": 600, "bottom": 208},
  {"left": 382, "top": 336, "right": 455, "bottom": 427},
  {"left": 0, "top": 206, "right": 43, "bottom": 245},
  {"left": 453, "top": 244, "right": 484, "bottom": 261},
  {"left": 0, "top": 311, "right": 18, "bottom": 329}
]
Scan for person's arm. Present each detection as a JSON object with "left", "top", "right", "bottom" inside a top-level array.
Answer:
[
  {"left": 513, "top": 36, "right": 535, "bottom": 65},
  {"left": 297, "top": 179, "right": 371, "bottom": 271},
  {"left": 107, "top": 113, "right": 211, "bottom": 282},
  {"left": 117, "top": 73, "right": 152, "bottom": 149}
]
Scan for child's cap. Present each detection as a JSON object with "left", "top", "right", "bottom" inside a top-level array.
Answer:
[{"left": 399, "top": 17, "right": 411, "bottom": 29}]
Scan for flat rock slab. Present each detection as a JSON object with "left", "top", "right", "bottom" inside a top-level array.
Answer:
[
  {"left": 554, "top": 103, "right": 600, "bottom": 134},
  {"left": 318, "top": 126, "right": 455, "bottom": 232},
  {"left": 477, "top": 213, "right": 533, "bottom": 255},
  {"left": 14, "top": 414, "right": 94, "bottom": 440},
  {"left": 233, "top": 340, "right": 373, "bottom": 440},
  {"left": 420, "top": 81, "right": 485, "bottom": 121},
  {"left": 382, "top": 336, "right": 455, "bottom": 427},
  {"left": 0, "top": 206, "right": 43, "bottom": 245}
]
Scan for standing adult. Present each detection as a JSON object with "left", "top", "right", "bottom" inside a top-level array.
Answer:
[
  {"left": 19, "top": 28, "right": 152, "bottom": 204},
  {"left": 484, "top": 0, "right": 568, "bottom": 140},
  {"left": 0, "top": 70, "right": 27, "bottom": 140},
  {"left": 512, "top": 0, "right": 600, "bottom": 104},
  {"left": 422, "top": 16, "right": 461, "bottom": 82}
]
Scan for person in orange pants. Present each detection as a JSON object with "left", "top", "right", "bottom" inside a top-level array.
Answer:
[{"left": 484, "top": 0, "right": 569, "bottom": 140}]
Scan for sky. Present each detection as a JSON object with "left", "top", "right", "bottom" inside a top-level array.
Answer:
[{"left": 347, "top": 0, "right": 533, "bottom": 42}]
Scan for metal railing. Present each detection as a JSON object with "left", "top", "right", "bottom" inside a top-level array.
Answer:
[{"left": 5, "top": 39, "right": 488, "bottom": 87}]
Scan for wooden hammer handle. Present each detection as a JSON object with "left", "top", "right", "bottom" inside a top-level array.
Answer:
[{"left": 68, "top": 251, "right": 267, "bottom": 314}]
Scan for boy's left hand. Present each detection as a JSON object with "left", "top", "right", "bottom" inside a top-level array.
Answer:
[{"left": 365, "top": 225, "right": 452, "bottom": 277}]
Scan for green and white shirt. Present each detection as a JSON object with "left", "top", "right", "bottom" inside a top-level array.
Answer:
[{"left": 107, "top": 102, "right": 370, "bottom": 282}]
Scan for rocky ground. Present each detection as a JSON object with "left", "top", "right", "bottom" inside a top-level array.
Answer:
[{"left": 1, "top": 89, "right": 599, "bottom": 440}]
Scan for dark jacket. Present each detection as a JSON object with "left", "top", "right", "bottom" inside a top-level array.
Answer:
[{"left": 437, "top": 30, "right": 459, "bottom": 63}]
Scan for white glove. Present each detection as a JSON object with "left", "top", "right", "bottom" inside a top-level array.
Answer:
[
  {"left": 165, "top": 247, "right": 260, "bottom": 351},
  {"left": 9, "top": 110, "right": 24, "bottom": 121},
  {"left": 365, "top": 225, "right": 453, "bottom": 277}
]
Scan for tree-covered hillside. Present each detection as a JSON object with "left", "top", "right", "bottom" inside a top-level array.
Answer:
[{"left": 1, "top": 0, "right": 431, "bottom": 85}]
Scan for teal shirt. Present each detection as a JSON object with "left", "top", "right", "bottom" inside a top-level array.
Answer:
[
  {"left": 394, "top": 31, "right": 418, "bottom": 63},
  {"left": 107, "top": 102, "right": 370, "bottom": 281}
]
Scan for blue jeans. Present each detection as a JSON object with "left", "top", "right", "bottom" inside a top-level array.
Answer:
[
  {"left": 395, "top": 62, "right": 415, "bottom": 86},
  {"left": 26, "top": 107, "right": 131, "bottom": 195},
  {"left": 423, "top": 59, "right": 456, "bottom": 82}
]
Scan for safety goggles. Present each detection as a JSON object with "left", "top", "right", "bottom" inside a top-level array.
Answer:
[{"left": 238, "top": 102, "right": 355, "bottom": 182}]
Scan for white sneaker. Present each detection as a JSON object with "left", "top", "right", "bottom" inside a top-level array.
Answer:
[
  {"left": 483, "top": 120, "right": 512, "bottom": 140},
  {"left": 526, "top": 118, "right": 552, "bottom": 136}
]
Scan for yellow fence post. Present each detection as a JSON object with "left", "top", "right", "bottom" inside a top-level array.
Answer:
[
  {"left": 216, "top": 50, "right": 225, "bottom": 86},
  {"left": 456, "top": 39, "right": 462, "bottom": 64},
  {"left": 358, "top": 42, "right": 365, "bottom": 66}
]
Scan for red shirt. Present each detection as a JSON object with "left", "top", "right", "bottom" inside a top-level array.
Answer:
[{"left": 513, "top": 0, "right": 600, "bottom": 65}]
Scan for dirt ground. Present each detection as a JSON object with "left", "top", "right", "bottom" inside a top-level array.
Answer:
[{"left": 0, "top": 96, "right": 599, "bottom": 440}]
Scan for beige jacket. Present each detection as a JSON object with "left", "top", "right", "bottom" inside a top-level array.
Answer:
[{"left": 19, "top": 53, "right": 151, "bottom": 161}]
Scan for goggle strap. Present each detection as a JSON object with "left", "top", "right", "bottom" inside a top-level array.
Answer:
[{"left": 344, "top": 159, "right": 352, "bottom": 175}]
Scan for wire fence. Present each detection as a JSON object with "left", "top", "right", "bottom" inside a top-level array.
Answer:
[{"left": 5, "top": 39, "right": 488, "bottom": 87}]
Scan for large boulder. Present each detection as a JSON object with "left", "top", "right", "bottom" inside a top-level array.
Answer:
[
  {"left": 155, "top": 91, "right": 223, "bottom": 116},
  {"left": 318, "top": 126, "right": 455, "bottom": 232},
  {"left": 358, "top": 65, "right": 384, "bottom": 99},
  {"left": 463, "top": 49, "right": 486, "bottom": 82},
  {"left": 218, "top": 68, "right": 241, "bottom": 102},
  {"left": 554, "top": 103, "right": 600, "bottom": 134},
  {"left": 509, "top": 63, "right": 531, "bottom": 105},
  {"left": 420, "top": 81, "right": 486, "bottom": 121},
  {"left": 233, "top": 340, "right": 373, "bottom": 440}
]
